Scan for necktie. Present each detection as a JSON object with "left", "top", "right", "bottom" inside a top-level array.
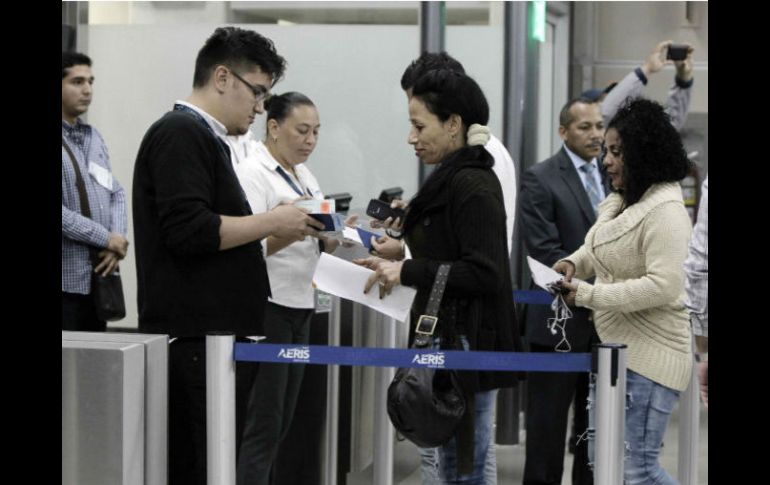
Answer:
[{"left": 579, "top": 163, "right": 602, "bottom": 215}]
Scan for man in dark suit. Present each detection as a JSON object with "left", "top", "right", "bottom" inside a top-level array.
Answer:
[{"left": 518, "top": 97, "right": 609, "bottom": 485}]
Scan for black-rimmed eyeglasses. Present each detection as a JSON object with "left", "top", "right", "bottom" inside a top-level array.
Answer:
[{"left": 230, "top": 70, "right": 270, "bottom": 103}]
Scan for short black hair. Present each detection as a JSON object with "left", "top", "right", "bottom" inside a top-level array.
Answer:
[
  {"left": 559, "top": 97, "right": 597, "bottom": 128},
  {"left": 62, "top": 51, "right": 92, "bottom": 79},
  {"left": 401, "top": 51, "right": 465, "bottom": 91},
  {"left": 607, "top": 98, "right": 692, "bottom": 206},
  {"left": 193, "top": 27, "right": 287, "bottom": 88},
  {"left": 412, "top": 69, "right": 489, "bottom": 130},
  {"left": 264, "top": 92, "right": 315, "bottom": 134}
]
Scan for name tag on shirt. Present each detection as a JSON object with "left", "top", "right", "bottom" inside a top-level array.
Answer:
[{"left": 88, "top": 161, "right": 113, "bottom": 190}]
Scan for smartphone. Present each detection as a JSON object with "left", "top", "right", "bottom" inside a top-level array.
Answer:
[
  {"left": 666, "top": 44, "right": 689, "bottom": 61},
  {"left": 366, "top": 198, "right": 406, "bottom": 221}
]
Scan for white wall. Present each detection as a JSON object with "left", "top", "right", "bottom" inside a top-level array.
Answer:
[
  {"left": 83, "top": 20, "right": 509, "bottom": 328},
  {"left": 446, "top": 25, "right": 504, "bottom": 141},
  {"left": 86, "top": 24, "right": 428, "bottom": 326}
]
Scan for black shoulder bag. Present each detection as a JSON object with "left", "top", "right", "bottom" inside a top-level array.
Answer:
[
  {"left": 387, "top": 263, "right": 466, "bottom": 448},
  {"left": 62, "top": 138, "right": 126, "bottom": 322}
]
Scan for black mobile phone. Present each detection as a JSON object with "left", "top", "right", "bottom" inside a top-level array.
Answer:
[
  {"left": 366, "top": 198, "right": 406, "bottom": 221},
  {"left": 666, "top": 44, "right": 688, "bottom": 61}
]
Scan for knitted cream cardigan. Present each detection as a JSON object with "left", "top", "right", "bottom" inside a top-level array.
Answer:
[{"left": 565, "top": 182, "right": 693, "bottom": 391}]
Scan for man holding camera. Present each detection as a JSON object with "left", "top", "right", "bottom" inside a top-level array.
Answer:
[{"left": 599, "top": 40, "right": 695, "bottom": 130}]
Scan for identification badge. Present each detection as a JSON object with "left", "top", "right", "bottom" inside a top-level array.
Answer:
[
  {"left": 315, "top": 289, "right": 332, "bottom": 314},
  {"left": 88, "top": 162, "right": 113, "bottom": 190}
]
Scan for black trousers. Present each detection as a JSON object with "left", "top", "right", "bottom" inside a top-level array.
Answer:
[
  {"left": 237, "top": 302, "right": 313, "bottom": 485},
  {"left": 62, "top": 291, "right": 105, "bottom": 331},
  {"left": 523, "top": 343, "right": 594, "bottom": 485},
  {"left": 168, "top": 338, "right": 258, "bottom": 485}
]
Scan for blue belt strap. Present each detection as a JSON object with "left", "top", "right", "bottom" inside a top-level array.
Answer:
[{"left": 234, "top": 343, "right": 591, "bottom": 372}]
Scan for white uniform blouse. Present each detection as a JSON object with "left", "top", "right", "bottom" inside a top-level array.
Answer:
[{"left": 230, "top": 135, "right": 324, "bottom": 309}]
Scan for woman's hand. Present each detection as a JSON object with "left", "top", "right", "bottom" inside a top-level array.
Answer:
[
  {"left": 353, "top": 256, "right": 403, "bottom": 299},
  {"left": 369, "top": 234, "right": 405, "bottom": 260},
  {"left": 557, "top": 278, "right": 579, "bottom": 306},
  {"left": 552, "top": 260, "right": 576, "bottom": 281}
]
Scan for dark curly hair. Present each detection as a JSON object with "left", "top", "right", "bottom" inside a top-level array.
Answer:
[{"left": 607, "top": 98, "right": 692, "bottom": 206}]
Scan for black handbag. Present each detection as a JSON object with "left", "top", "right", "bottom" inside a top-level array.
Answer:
[
  {"left": 91, "top": 271, "right": 127, "bottom": 321},
  {"left": 387, "top": 263, "right": 466, "bottom": 448},
  {"left": 63, "top": 139, "right": 126, "bottom": 322}
]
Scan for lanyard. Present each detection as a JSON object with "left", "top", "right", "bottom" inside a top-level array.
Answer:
[
  {"left": 275, "top": 165, "right": 310, "bottom": 198},
  {"left": 172, "top": 104, "right": 233, "bottom": 163},
  {"left": 172, "top": 104, "right": 252, "bottom": 213}
]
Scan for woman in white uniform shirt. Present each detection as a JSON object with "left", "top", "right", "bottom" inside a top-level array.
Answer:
[{"left": 233, "top": 92, "right": 339, "bottom": 485}]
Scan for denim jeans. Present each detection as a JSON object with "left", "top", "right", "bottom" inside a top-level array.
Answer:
[
  {"left": 587, "top": 369, "right": 679, "bottom": 485},
  {"left": 623, "top": 370, "right": 680, "bottom": 485},
  {"left": 417, "top": 336, "right": 498, "bottom": 484},
  {"left": 419, "top": 406, "right": 498, "bottom": 485}
]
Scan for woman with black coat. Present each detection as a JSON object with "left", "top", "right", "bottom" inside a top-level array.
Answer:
[{"left": 356, "top": 69, "right": 522, "bottom": 484}]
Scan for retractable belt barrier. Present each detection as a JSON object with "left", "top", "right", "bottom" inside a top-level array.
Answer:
[
  {"left": 204, "top": 287, "right": 699, "bottom": 485},
  {"left": 513, "top": 289, "right": 555, "bottom": 305},
  {"left": 234, "top": 343, "right": 591, "bottom": 372},
  {"left": 234, "top": 290, "right": 574, "bottom": 371}
]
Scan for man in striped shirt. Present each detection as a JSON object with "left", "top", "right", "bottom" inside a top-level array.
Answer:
[
  {"left": 62, "top": 52, "right": 128, "bottom": 331},
  {"left": 684, "top": 176, "right": 708, "bottom": 408}
]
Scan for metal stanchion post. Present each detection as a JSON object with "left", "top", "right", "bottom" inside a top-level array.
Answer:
[
  {"left": 322, "top": 296, "right": 341, "bottom": 485},
  {"left": 373, "top": 315, "right": 396, "bottom": 485},
  {"left": 206, "top": 332, "right": 236, "bottom": 485},
  {"left": 593, "top": 343, "right": 627, "bottom": 485},
  {"left": 677, "top": 358, "right": 700, "bottom": 485}
]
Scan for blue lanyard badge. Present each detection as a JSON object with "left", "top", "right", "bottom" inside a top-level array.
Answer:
[{"left": 276, "top": 165, "right": 310, "bottom": 197}]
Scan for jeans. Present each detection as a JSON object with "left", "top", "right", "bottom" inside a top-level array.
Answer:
[
  {"left": 623, "top": 370, "right": 680, "bottom": 485},
  {"left": 236, "top": 302, "right": 313, "bottom": 485},
  {"left": 419, "top": 411, "right": 498, "bottom": 485},
  {"left": 417, "top": 336, "right": 498, "bottom": 484}
]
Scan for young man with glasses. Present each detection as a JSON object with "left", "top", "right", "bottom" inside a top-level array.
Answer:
[{"left": 132, "top": 26, "right": 324, "bottom": 485}]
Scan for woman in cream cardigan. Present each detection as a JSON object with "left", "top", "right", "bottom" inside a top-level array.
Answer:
[{"left": 555, "top": 98, "right": 693, "bottom": 485}]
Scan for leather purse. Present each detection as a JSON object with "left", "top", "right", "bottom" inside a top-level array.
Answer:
[{"left": 386, "top": 263, "right": 465, "bottom": 447}]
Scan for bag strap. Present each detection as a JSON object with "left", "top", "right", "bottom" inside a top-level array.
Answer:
[
  {"left": 63, "top": 138, "right": 100, "bottom": 267},
  {"left": 62, "top": 138, "right": 91, "bottom": 219},
  {"left": 413, "top": 263, "right": 451, "bottom": 347}
]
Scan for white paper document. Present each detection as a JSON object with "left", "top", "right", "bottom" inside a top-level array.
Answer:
[
  {"left": 527, "top": 256, "right": 563, "bottom": 292},
  {"left": 312, "top": 253, "right": 417, "bottom": 322}
]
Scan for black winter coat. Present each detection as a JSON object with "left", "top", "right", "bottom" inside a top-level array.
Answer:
[{"left": 400, "top": 148, "right": 522, "bottom": 394}]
